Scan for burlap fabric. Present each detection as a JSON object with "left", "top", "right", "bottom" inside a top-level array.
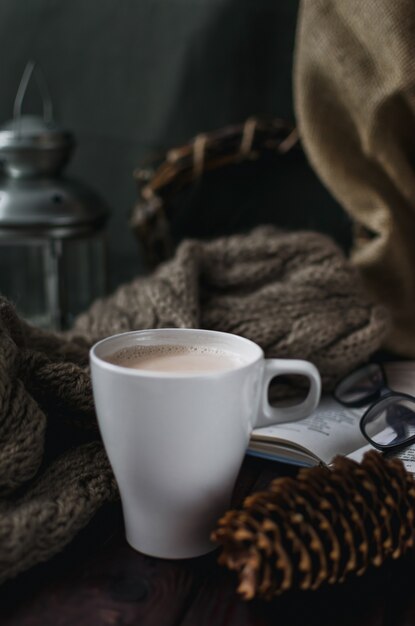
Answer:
[
  {"left": 294, "top": 0, "right": 415, "bottom": 357},
  {"left": 0, "top": 227, "right": 389, "bottom": 583}
]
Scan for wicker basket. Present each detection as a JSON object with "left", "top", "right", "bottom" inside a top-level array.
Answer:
[{"left": 131, "top": 117, "right": 298, "bottom": 269}]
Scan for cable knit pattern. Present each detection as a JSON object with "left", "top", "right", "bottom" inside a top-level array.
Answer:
[
  {"left": 0, "top": 302, "right": 117, "bottom": 584},
  {"left": 0, "top": 226, "right": 389, "bottom": 583},
  {"left": 74, "top": 227, "right": 390, "bottom": 389}
]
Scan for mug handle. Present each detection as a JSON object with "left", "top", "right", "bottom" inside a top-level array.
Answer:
[{"left": 255, "top": 359, "right": 321, "bottom": 428}]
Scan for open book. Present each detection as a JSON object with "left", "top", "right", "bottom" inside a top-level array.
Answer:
[
  {"left": 247, "top": 361, "right": 415, "bottom": 474},
  {"left": 247, "top": 397, "right": 368, "bottom": 467}
]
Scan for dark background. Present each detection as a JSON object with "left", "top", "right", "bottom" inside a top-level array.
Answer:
[{"left": 0, "top": 0, "right": 351, "bottom": 291}]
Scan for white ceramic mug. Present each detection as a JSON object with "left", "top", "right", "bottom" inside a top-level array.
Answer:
[{"left": 90, "top": 328, "right": 321, "bottom": 559}]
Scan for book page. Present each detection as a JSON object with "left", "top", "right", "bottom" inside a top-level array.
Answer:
[
  {"left": 347, "top": 442, "right": 415, "bottom": 476},
  {"left": 249, "top": 397, "right": 367, "bottom": 464},
  {"left": 346, "top": 442, "right": 372, "bottom": 463},
  {"left": 393, "top": 446, "right": 415, "bottom": 475}
]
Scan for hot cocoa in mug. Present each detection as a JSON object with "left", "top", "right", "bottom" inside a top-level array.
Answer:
[
  {"left": 90, "top": 328, "right": 321, "bottom": 559},
  {"left": 105, "top": 344, "right": 248, "bottom": 373}
]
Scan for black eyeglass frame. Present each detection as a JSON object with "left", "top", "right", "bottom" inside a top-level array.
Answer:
[{"left": 334, "top": 363, "right": 415, "bottom": 452}]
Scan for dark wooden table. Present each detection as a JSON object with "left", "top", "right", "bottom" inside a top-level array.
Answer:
[{"left": 1, "top": 456, "right": 415, "bottom": 626}]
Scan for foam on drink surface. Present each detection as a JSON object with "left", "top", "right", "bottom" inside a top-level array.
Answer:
[{"left": 105, "top": 344, "right": 245, "bottom": 373}]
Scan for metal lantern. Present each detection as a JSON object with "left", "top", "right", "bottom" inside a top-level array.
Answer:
[{"left": 0, "top": 62, "right": 109, "bottom": 330}]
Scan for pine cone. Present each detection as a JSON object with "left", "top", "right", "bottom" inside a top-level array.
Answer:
[{"left": 212, "top": 451, "right": 415, "bottom": 600}]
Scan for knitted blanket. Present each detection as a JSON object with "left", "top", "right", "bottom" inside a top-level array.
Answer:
[
  {"left": 294, "top": 0, "right": 415, "bottom": 356},
  {"left": 0, "top": 227, "right": 389, "bottom": 583}
]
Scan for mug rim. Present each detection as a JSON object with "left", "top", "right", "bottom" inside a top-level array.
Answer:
[{"left": 89, "top": 328, "right": 264, "bottom": 379}]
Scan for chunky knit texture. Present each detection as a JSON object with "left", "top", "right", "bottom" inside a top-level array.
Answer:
[
  {"left": 0, "top": 303, "right": 117, "bottom": 583},
  {"left": 73, "top": 227, "right": 390, "bottom": 389},
  {"left": 0, "top": 227, "right": 389, "bottom": 583}
]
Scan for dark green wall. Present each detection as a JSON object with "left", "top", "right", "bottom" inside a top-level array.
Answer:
[{"left": 0, "top": 1, "right": 350, "bottom": 290}]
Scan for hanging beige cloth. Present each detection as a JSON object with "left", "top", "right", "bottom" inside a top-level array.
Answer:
[{"left": 294, "top": 0, "right": 415, "bottom": 356}]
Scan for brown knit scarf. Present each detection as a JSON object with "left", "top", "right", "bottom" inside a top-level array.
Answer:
[{"left": 0, "top": 227, "right": 389, "bottom": 583}]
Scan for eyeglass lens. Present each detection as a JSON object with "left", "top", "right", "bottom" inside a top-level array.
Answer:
[
  {"left": 335, "top": 363, "right": 384, "bottom": 405},
  {"left": 361, "top": 395, "right": 415, "bottom": 449}
]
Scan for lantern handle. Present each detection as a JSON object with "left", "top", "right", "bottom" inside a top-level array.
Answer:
[{"left": 13, "top": 60, "right": 54, "bottom": 128}]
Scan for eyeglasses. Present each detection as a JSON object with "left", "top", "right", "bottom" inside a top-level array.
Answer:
[{"left": 334, "top": 363, "right": 415, "bottom": 452}]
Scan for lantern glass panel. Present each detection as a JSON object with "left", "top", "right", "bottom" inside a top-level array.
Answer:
[
  {"left": 61, "top": 233, "right": 107, "bottom": 328},
  {"left": 0, "top": 232, "right": 107, "bottom": 331},
  {"left": 0, "top": 240, "right": 50, "bottom": 327}
]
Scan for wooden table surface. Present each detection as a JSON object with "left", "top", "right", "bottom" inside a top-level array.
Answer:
[{"left": 1, "top": 456, "right": 415, "bottom": 626}]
